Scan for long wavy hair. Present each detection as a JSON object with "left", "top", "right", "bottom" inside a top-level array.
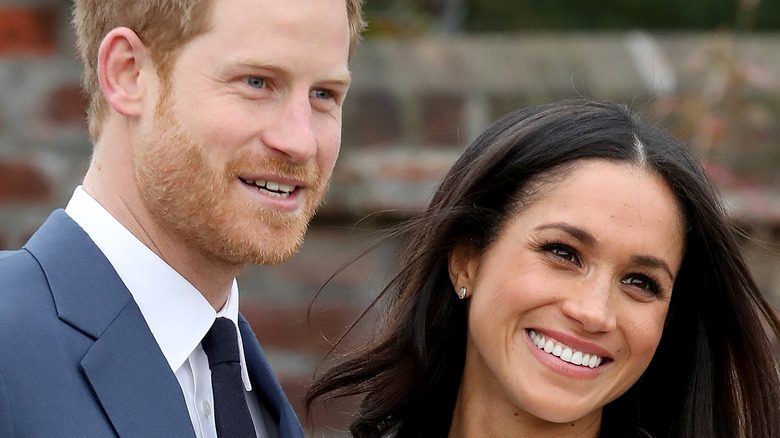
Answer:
[{"left": 306, "top": 99, "right": 780, "bottom": 437}]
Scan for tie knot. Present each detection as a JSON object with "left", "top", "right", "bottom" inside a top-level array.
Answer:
[{"left": 201, "top": 317, "right": 241, "bottom": 367}]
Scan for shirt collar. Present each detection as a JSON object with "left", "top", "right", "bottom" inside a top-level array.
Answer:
[{"left": 65, "top": 186, "right": 253, "bottom": 390}]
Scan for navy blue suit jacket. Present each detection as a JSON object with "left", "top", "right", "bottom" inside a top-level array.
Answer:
[{"left": 0, "top": 210, "right": 304, "bottom": 437}]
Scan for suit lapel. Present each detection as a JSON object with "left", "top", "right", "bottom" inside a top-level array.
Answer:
[
  {"left": 25, "top": 210, "right": 195, "bottom": 438},
  {"left": 80, "top": 303, "right": 196, "bottom": 438},
  {"left": 239, "top": 315, "right": 304, "bottom": 438}
]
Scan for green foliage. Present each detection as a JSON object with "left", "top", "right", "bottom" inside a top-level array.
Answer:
[
  {"left": 363, "top": 0, "right": 780, "bottom": 34},
  {"left": 465, "top": 0, "right": 735, "bottom": 31}
]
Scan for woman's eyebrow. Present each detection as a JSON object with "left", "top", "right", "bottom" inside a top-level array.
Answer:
[
  {"left": 534, "top": 222, "right": 675, "bottom": 280},
  {"left": 533, "top": 222, "right": 597, "bottom": 246},
  {"left": 631, "top": 254, "right": 675, "bottom": 281}
]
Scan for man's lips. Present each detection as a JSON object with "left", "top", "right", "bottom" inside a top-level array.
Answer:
[{"left": 239, "top": 177, "right": 298, "bottom": 198}]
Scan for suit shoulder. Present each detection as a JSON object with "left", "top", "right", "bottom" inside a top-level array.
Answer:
[
  {"left": 0, "top": 248, "right": 46, "bottom": 284},
  {"left": 0, "top": 248, "right": 51, "bottom": 313}
]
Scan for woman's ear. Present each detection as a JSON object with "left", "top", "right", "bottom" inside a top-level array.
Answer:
[
  {"left": 448, "top": 246, "right": 481, "bottom": 298},
  {"left": 97, "top": 27, "right": 151, "bottom": 117}
]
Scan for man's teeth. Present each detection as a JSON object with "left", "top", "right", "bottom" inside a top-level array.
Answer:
[
  {"left": 244, "top": 179, "right": 295, "bottom": 198},
  {"left": 528, "top": 330, "right": 603, "bottom": 368}
]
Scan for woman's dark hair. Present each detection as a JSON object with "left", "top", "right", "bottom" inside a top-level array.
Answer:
[{"left": 305, "top": 99, "right": 780, "bottom": 437}]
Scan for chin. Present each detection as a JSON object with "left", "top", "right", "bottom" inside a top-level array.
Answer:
[
  {"left": 520, "top": 396, "right": 603, "bottom": 425},
  {"left": 219, "top": 225, "right": 308, "bottom": 267}
]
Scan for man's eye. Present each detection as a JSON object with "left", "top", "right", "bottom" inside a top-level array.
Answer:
[
  {"left": 312, "top": 89, "right": 332, "bottom": 100},
  {"left": 245, "top": 77, "right": 265, "bottom": 89}
]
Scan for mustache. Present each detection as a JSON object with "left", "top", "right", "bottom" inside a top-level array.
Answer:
[{"left": 226, "top": 152, "right": 320, "bottom": 186}]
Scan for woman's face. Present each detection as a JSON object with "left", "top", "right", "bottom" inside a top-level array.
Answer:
[{"left": 450, "top": 160, "right": 685, "bottom": 435}]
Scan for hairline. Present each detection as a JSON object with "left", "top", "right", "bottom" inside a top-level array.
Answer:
[{"left": 78, "top": 0, "right": 364, "bottom": 143}]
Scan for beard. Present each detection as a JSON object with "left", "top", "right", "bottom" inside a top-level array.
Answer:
[{"left": 132, "top": 94, "right": 326, "bottom": 267}]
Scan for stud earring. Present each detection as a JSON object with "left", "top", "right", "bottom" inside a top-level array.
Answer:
[{"left": 458, "top": 287, "right": 467, "bottom": 300}]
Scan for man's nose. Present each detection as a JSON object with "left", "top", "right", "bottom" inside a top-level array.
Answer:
[{"left": 260, "top": 94, "right": 317, "bottom": 163}]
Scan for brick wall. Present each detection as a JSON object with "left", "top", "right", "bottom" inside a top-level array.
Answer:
[
  {"left": 1, "top": 3, "right": 779, "bottom": 435},
  {"left": 0, "top": 0, "right": 91, "bottom": 251}
]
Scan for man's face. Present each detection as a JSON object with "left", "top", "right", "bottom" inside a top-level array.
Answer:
[{"left": 133, "top": 0, "right": 351, "bottom": 266}]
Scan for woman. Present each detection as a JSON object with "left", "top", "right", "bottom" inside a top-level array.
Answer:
[{"left": 306, "top": 99, "right": 780, "bottom": 437}]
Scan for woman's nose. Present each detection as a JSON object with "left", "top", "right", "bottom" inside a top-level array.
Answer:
[{"left": 561, "top": 279, "right": 618, "bottom": 333}]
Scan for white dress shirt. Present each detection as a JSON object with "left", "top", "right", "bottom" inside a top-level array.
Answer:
[{"left": 65, "top": 186, "right": 269, "bottom": 438}]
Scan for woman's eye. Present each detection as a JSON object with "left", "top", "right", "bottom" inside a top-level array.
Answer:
[
  {"left": 245, "top": 77, "right": 266, "bottom": 89},
  {"left": 544, "top": 244, "right": 580, "bottom": 265},
  {"left": 621, "top": 275, "right": 660, "bottom": 295},
  {"left": 312, "top": 89, "right": 332, "bottom": 100}
]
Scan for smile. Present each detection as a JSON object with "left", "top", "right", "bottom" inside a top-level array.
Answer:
[
  {"left": 528, "top": 330, "right": 604, "bottom": 368},
  {"left": 240, "top": 178, "right": 296, "bottom": 198}
]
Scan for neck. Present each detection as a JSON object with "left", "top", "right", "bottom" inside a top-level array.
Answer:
[{"left": 84, "top": 134, "right": 239, "bottom": 311}]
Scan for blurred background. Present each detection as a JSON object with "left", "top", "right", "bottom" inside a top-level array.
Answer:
[{"left": 0, "top": 0, "right": 779, "bottom": 436}]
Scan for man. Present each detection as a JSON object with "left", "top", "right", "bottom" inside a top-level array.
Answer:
[{"left": 0, "top": 0, "right": 364, "bottom": 436}]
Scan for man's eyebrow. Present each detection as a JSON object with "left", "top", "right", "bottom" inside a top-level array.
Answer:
[
  {"left": 232, "top": 59, "right": 352, "bottom": 86},
  {"left": 317, "top": 71, "right": 352, "bottom": 87},
  {"left": 533, "top": 222, "right": 597, "bottom": 246}
]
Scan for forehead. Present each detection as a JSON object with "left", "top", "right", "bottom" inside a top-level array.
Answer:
[
  {"left": 164, "top": 0, "right": 352, "bottom": 91},
  {"left": 533, "top": 161, "right": 679, "bottom": 220},
  {"left": 183, "top": 0, "right": 351, "bottom": 80},
  {"left": 504, "top": 160, "right": 686, "bottom": 263},
  {"left": 205, "top": 0, "right": 350, "bottom": 49}
]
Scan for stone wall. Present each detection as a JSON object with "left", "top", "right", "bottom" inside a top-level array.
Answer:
[{"left": 1, "top": 2, "right": 779, "bottom": 435}]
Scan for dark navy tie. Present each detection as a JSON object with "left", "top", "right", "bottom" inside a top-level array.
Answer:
[{"left": 201, "top": 317, "right": 258, "bottom": 438}]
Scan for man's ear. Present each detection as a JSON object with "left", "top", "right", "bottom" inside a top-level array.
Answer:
[
  {"left": 97, "top": 27, "right": 151, "bottom": 117},
  {"left": 448, "top": 246, "right": 480, "bottom": 298}
]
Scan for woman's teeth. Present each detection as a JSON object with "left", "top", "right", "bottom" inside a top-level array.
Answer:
[{"left": 528, "top": 330, "right": 603, "bottom": 368}]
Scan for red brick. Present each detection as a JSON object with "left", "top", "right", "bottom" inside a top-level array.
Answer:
[
  {"left": 278, "top": 374, "right": 358, "bottom": 434},
  {"left": 0, "top": 160, "right": 52, "bottom": 203},
  {"left": 0, "top": 232, "right": 6, "bottom": 250},
  {"left": 47, "top": 84, "right": 88, "bottom": 126},
  {"left": 0, "top": 7, "right": 58, "bottom": 56},
  {"left": 267, "top": 239, "right": 382, "bottom": 288},
  {"left": 240, "top": 300, "right": 368, "bottom": 354},
  {"left": 242, "top": 299, "right": 373, "bottom": 432},
  {"left": 350, "top": 91, "right": 401, "bottom": 147},
  {"left": 420, "top": 94, "right": 465, "bottom": 145}
]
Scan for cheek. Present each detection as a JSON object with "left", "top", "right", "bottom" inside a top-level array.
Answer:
[
  {"left": 467, "top": 280, "right": 512, "bottom": 341},
  {"left": 465, "top": 299, "right": 507, "bottom": 372},
  {"left": 169, "top": 105, "right": 243, "bottom": 157},
  {"left": 483, "top": 266, "right": 562, "bottom": 310},
  {"left": 623, "top": 307, "right": 668, "bottom": 361},
  {"left": 467, "top": 274, "right": 538, "bottom": 336},
  {"left": 315, "top": 120, "right": 342, "bottom": 174}
]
